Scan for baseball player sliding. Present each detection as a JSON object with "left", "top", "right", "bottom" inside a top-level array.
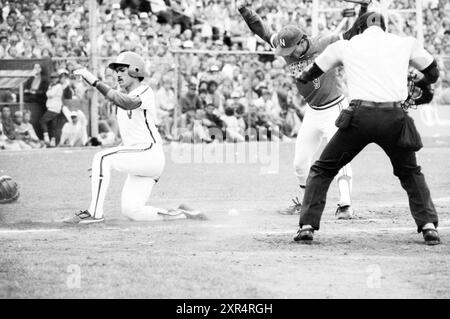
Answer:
[
  {"left": 237, "top": 1, "right": 371, "bottom": 218},
  {"left": 63, "top": 51, "right": 205, "bottom": 224}
]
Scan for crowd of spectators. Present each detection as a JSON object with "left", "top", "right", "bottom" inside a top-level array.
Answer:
[
  {"left": 0, "top": 107, "right": 44, "bottom": 150},
  {"left": 1, "top": 0, "right": 448, "bottom": 57},
  {"left": 1, "top": 0, "right": 449, "bottom": 149}
]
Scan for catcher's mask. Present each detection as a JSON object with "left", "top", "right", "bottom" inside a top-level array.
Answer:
[
  {"left": 401, "top": 71, "right": 434, "bottom": 110},
  {"left": 108, "top": 51, "right": 146, "bottom": 78}
]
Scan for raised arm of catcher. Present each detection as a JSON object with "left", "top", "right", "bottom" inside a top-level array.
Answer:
[
  {"left": 74, "top": 68, "right": 141, "bottom": 110},
  {"left": 238, "top": 1, "right": 372, "bottom": 51},
  {"left": 237, "top": 4, "right": 276, "bottom": 47}
]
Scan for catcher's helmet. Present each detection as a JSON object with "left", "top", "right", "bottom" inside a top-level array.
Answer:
[
  {"left": 108, "top": 51, "right": 146, "bottom": 78},
  {"left": 0, "top": 175, "right": 20, "bottom": 204}
]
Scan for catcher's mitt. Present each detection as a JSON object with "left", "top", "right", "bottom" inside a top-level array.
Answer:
[
  {"left": 401, "top": 71, "right": 434, "bottom": 110},
  {"left": 0, "top": 175, "right": 20, "bottom": 204}
]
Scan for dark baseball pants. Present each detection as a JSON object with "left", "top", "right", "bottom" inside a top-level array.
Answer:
[{"left": 299, "top": 104, "right": 439, "bottom": 232}]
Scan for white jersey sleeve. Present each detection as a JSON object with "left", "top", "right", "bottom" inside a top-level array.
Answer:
[
  {"left": 313, "top": 32, "right": 341, "bottom": 55},
  {"left": 315, "top": 40, "right": 346, "bottom": 73},
  {"left": 409, "top": 38, "right": 434, "bottom": 71}
]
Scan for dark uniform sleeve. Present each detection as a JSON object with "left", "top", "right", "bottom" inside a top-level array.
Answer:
[
  {"left": 106, "top": 90, "right": 141, "bottom": 110},
  {"left": 342, "top": 2, "right": 371, "bottom": 40},
  {"left": 95, "top": 81, "right": 141, "bottom": 110},
  {"left": 238, "top": 6, "right": 277, "bottom": 47}
]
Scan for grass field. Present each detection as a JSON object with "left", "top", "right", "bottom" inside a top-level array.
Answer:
[{"left": 0, "top": 141, "right": 449, "bottom": 299}]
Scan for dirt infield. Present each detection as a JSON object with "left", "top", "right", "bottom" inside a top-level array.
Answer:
[{"left": 0, "top": 142, "right": 449, "bottom": 298}]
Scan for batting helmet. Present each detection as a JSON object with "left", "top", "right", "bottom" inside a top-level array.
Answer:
[
  {"left": 0, "top": 175, "right": 20, "bottom": 204},
  {"left": 108, "top": 51, "right": 146, "bottom": 78}
]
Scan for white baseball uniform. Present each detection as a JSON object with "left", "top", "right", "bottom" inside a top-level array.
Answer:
[{"left": 88, "top": 84, "right": 175, "bottom": 221}]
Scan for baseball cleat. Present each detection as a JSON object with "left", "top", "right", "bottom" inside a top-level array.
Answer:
[
  {"left": 422, "top": 228, "right": 441, "bottom": 245},
  {"left": 277, "top": 197, "right": 302, "bottom": 215},
  {"left": 293, "top": 225, "right": 314, "bottom": 242},
  {"left": 335, "top": 204, "right": 354, "bottom": 220},
  {"left": 63, "top": 210, "right": 105, "bottom": 225}
]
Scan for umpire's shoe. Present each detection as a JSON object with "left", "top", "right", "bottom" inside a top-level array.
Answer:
[
  {"left": 335, "top": 204, "right": 354, "bottom": 220},
  {"left": 293, "top": 225, "right": 314, "bottom": 242},
  {"left": 422, "top": 228, "right": 441, "bottom": 245},
  {"left": 63, "top": 210, "right": 105, "bottom": 224}
]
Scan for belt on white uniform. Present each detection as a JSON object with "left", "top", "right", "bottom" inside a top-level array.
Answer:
[{"left": 309, "top": 95, "right": 345, "bottom": 110}]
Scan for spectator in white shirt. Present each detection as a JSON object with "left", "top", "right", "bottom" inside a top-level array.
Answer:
[
  {"left": 155, "top": 75, "right": 176, "bottom": 139},
  {"left": 59, "top": 111, "right": 88, "bottom": 147},
  {"left": 40, "top": 71, "right": 63, "bottom": 146},
  {"left": 221, "top": 106, "right": 245, "bottom": 142}
]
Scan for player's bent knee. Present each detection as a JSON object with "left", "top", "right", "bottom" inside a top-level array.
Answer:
[
  {"left": 393, "top": 165, "right": 422, "bottom": 178},
  {"left": 92, "top": 150, "right": 114, "bottom": 167},
  {"left": 311, "top": 163, "right": 339, "bottom": 178},
  {"left": 92, "top": 152, "right": 104, "bottom": 163}
]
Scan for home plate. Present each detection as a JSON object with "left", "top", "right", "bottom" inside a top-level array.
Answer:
[{"left": 0, "top": 229, "right": 62, "bottom": 235}]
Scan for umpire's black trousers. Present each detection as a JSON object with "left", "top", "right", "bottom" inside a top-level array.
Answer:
[{"left": 299, "top": 102, "right": 439, "bottom": 232}]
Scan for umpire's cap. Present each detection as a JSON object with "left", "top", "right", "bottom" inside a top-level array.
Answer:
[
  {"left": 356, "top": 11, "right": 386, "bottom": 33},
  {"left": 108, "top": 51, "right": 146, "bottom": 78},
  {"left": 275, "top": 25, "right": 306, "bottom": 56}
]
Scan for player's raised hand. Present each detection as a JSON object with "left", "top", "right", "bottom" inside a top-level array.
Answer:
[{"left": 73, "top": 68, "right": 98, "bottom": 86}]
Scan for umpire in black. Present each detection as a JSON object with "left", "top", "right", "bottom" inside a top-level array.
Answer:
[{"left": 293, "top": 12, "right": 441, "bottom": 245}]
